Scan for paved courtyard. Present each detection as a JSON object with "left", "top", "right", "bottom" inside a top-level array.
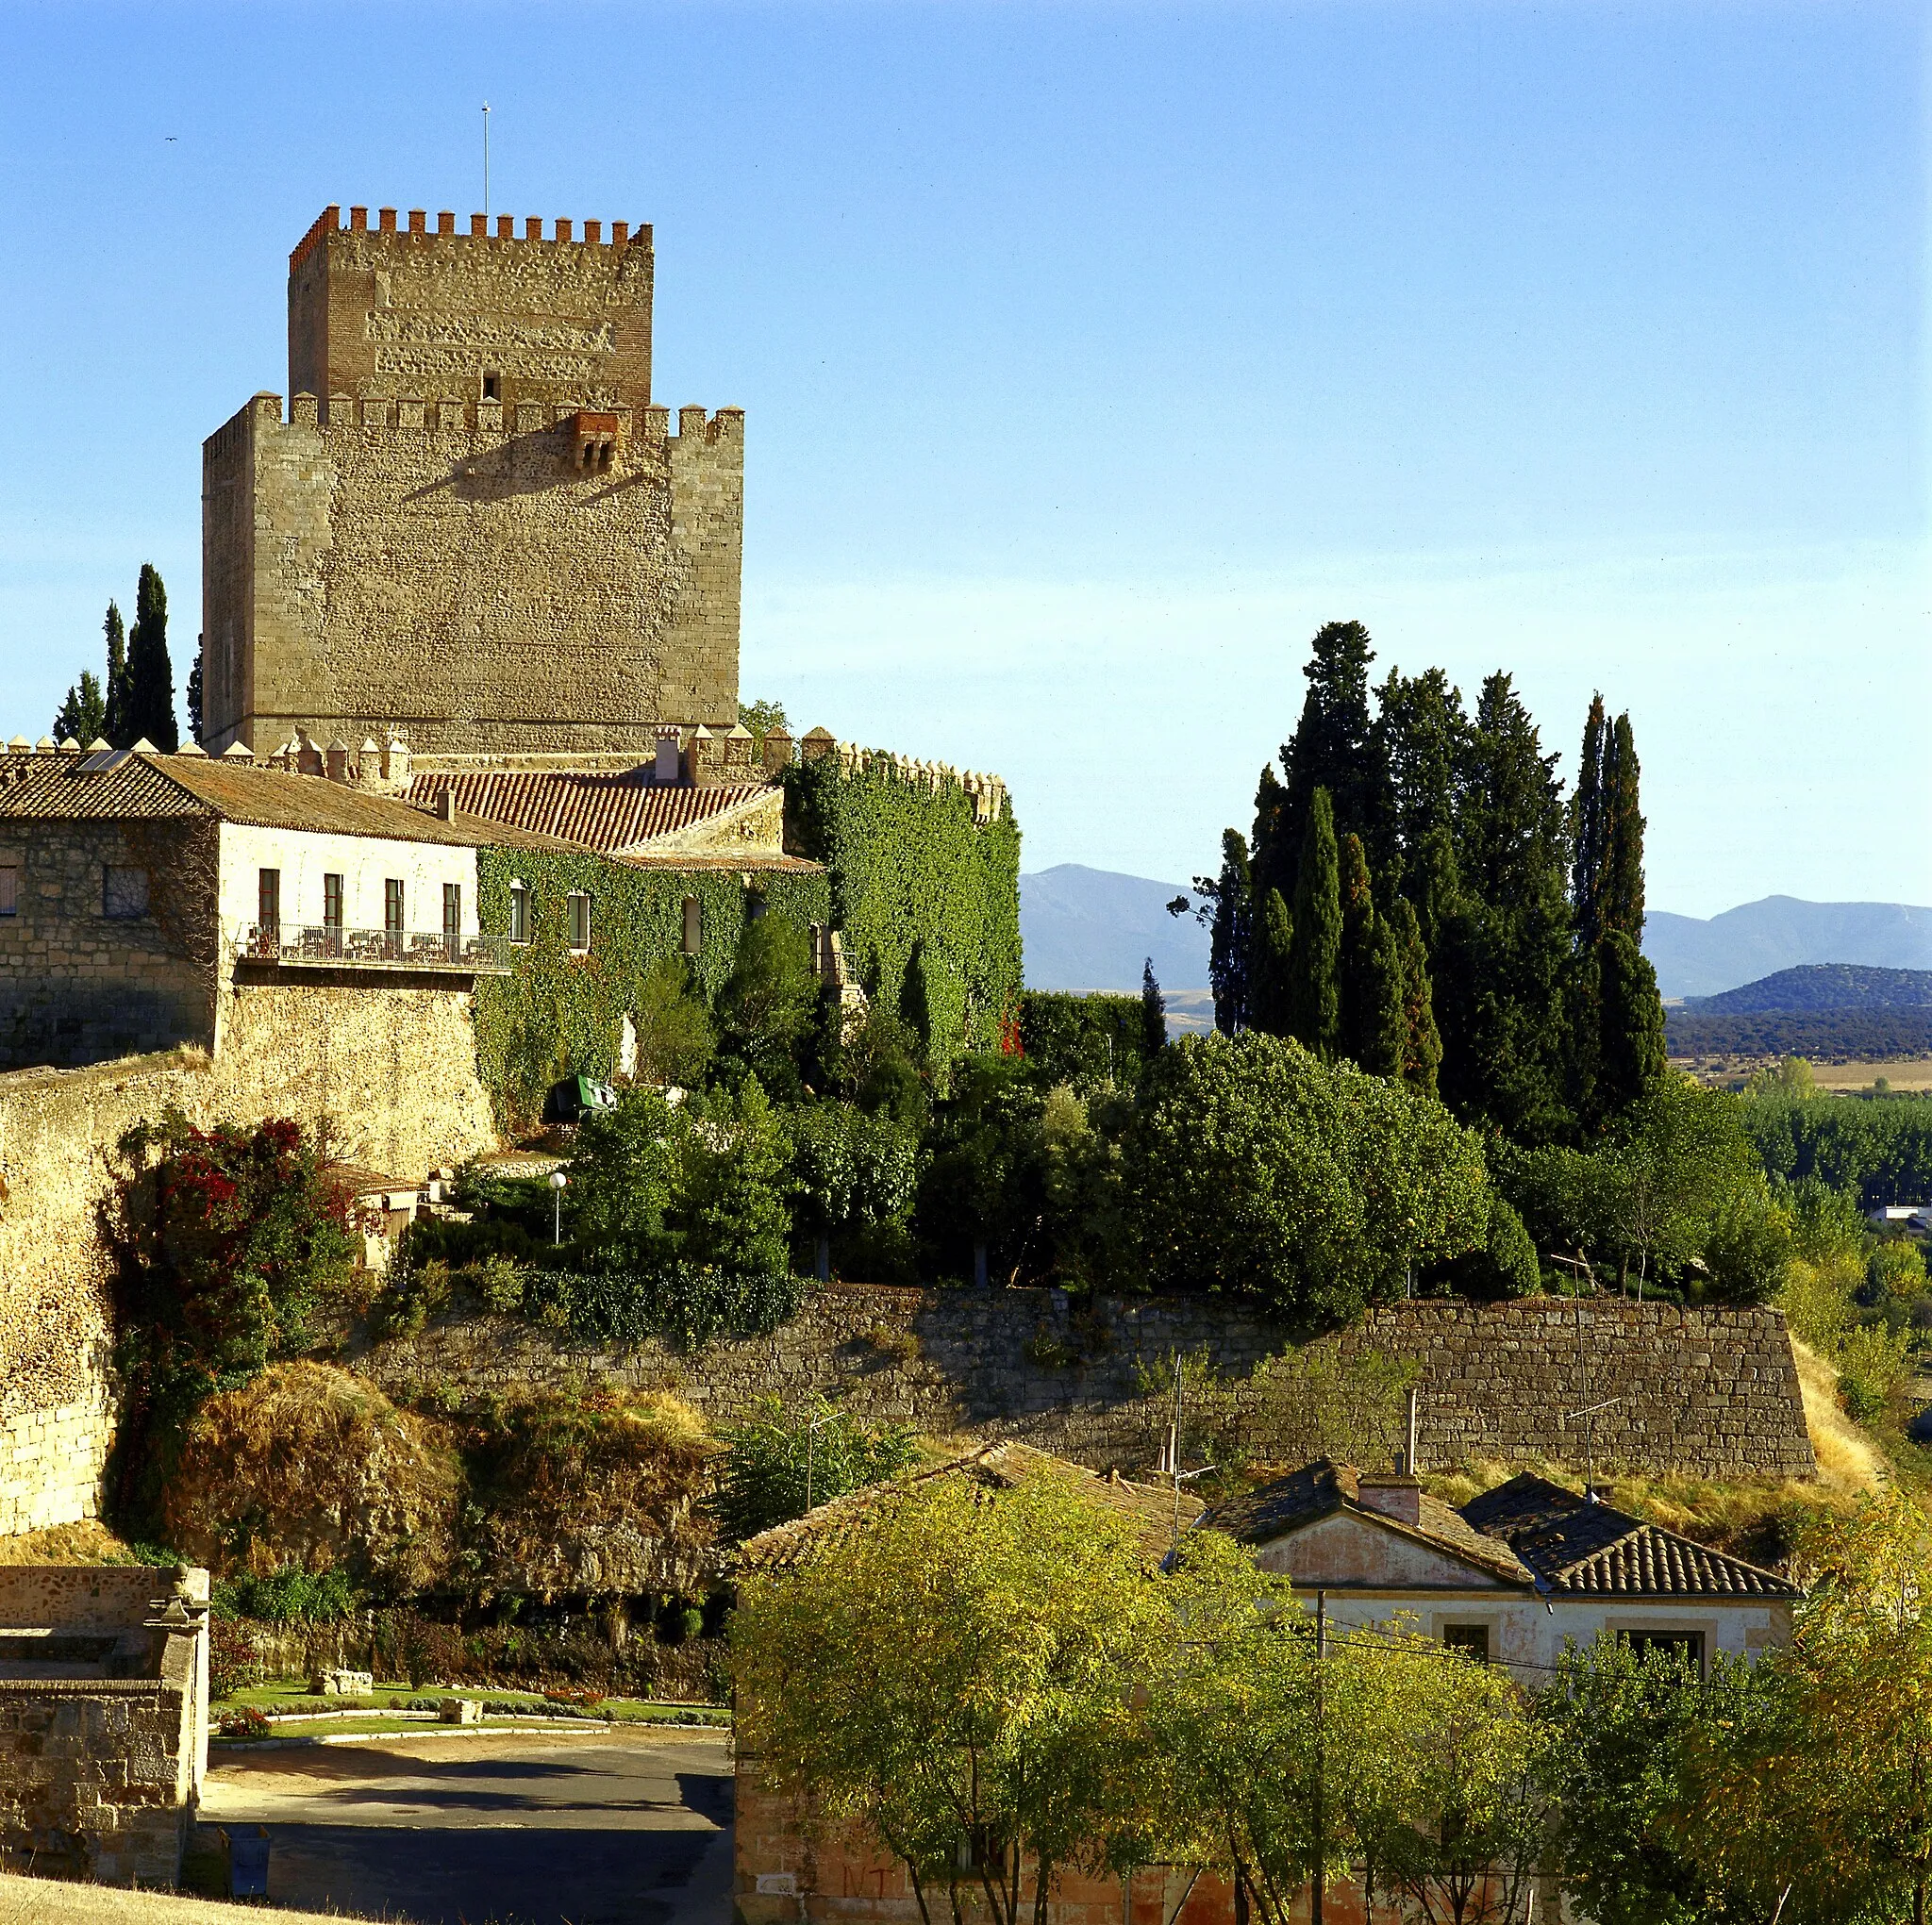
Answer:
[{"left": 198, "top": 1727, "right": 735, "bottom": 1925}]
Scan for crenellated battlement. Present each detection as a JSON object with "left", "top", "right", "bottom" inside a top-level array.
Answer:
[
  {"left": 797, "top": 728, "right": 1009, "bottom": 824},
  {"left": 205, "top": 391, "right": 743, "bottom": 451},
  {"left": 290, "top": 204, "right": 650, "bottom": 274}
]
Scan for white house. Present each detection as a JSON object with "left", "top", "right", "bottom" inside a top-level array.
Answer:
[{"left": 1194, "top": 1460, "right": 1798, "bottom": 1680}]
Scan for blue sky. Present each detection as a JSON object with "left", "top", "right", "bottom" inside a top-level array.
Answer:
[{"left": 0, "top": 1, "right": 1923, "bottom": 917}]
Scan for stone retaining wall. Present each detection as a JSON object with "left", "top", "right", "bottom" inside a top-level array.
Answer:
[{"left": 355, "top": 1287, "right": 1816, "bottom": 1482}]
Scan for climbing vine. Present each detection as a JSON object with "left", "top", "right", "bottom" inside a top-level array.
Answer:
[
  {"left": 472, "top": 848, "right": 830, "bottom": 1130},
  {"left": 784, "top": 756, "right": 1023, "bottom": 1080}
]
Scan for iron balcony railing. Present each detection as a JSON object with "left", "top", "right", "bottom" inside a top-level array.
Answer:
[{"left": 237, "top": 924, "right": 515, "bottom": 974}]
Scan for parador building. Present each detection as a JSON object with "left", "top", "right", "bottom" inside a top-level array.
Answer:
[{"left": 201, "top": 204, "right": 745, "bottom": 765}]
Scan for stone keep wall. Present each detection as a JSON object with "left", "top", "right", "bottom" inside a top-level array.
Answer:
[
  {"left": 0, "top": 987, "right": 495, "bottom": 1538},
  {"left": 0, "top": 819, "right": 217, "bottom": 1071},
  {"left": 355, "top": 1288, "right": 1816, "bottom": 1482},
  {"left": 201, "top": 390, "right": 743, "bottom": 761}
]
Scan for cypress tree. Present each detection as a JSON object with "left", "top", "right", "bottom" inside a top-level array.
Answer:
[
  {"left": 186, "top": 635, "right": 205, "bottom": 746},
  {"left": 1202, "top": 827, "right": 1253, "bottom": 1036},
  {"left": 1596, "top": 929, "right": 1666, "bottom": 1114},
  {"left": 1570, "top": 692, "right": 1607, "bottom": 946},
  {"left": 126, "top": 564, "right": 178, "bottom": 752},
  {"left": 102, "top": 602, "right": 130, "bottom": 747},
  {"left": 1374, "top": 664, "right": 1470, "bottom": 902},
  {"left": 1277, "top": 621, "right": 1394, "bottom": 883},
  {"left": 1249, "top": 887, "right": 1295, "bottom": 1038},
  {"left": 1357, "top": 915, "right": 1407, "bottom": 1078},
  {"left": 1390, "top": 897, "right": 1442, "bottom": 1098},
  {"left": 1603, "top": 712, "right": 1645, "bottom": 938},
  {"left": 53, "top": 672, "right": 107, "bottom": 747},
  {"left": 1338, "top": 831, "right": 1377, "bottom": 1063},
  {"left": 1140, "top": 958, "right": 1167, "bottom": 1065},
  {"left": 1285, "top": 788, "right": 1341, "bottom": 1059}
]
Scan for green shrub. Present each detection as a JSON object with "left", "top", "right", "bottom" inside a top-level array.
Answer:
[{"left": 712, "top": 1395, "right": 919, "bottom": 1541}]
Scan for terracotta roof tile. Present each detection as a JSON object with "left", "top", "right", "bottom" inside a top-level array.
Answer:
[{"left": 408, "top": 772, "right": 773, "bottom": 854}]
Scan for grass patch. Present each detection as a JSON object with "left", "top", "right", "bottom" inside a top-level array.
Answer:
[{"left": 213, "top": 1677, "right": 728, "bottom": 1730}]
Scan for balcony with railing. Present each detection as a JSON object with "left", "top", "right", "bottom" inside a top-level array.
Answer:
[{"left": 235, "top": 924, "right": 514, "bottom": 975}]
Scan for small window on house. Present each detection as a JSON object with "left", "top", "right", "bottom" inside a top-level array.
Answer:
[
  {"left": 508, "top": 880, "right": 528, "bottom": 945},
  {"left": 103, "top": 864, "right": 149, "bottom": 920},
  {"left": 567, "top": 892, "right": 591, "bottom": 954},
  {"left": 443, "top": 882, "right": 462, "bottom": 959},
  {"left": 0, "top": 865, "right": 17, "bottom": 917},
  {"left": 323, "top": 873, "right": 344, "bottom": 931},
  {"left": 747, "top": 893, "right": 767, "bottom": 921},
  {"left": 1619, "top": 1629, "right": 1704, "bottom": 1674},
  {"left": 1441, "top": 1624, "right": 1491, "bottom": 1666},
  {"left": 384, "top": 878, "right": 404, "bottom": 956},
  {"left": 258, "top": 868, "right": 281, "bottom": 933},
  {"left": 482, "top": 371, "right": 500, "bottom": 402},
  {"left": 681, "top": 895, "right": 701, "bottom": 955}
]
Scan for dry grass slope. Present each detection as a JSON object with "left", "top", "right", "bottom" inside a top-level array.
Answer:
[{"left": 0, "top": 1870, "right": 374, "bottom": 1923}]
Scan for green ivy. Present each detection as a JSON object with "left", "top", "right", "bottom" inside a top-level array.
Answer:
[
  {"left": 472, "top": 848, "right": 831, "bottom": 1129},
  {"left": 784, "top": 755, "right": 1023, "bottom": 1080},
  {"left": 1017, "top": 993, "right": 1153, "bottom": 1088}
]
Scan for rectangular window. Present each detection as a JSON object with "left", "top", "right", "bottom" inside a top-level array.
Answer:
[
  {"left": 258, "top": 868, "right": 281, "bottom": 933},
  {"left": 1441, "top": 1624, "right": 1491, "bottom": 1665},
  {"left": 567, "top": 892, "right": 591, "bottom": 954},
  {"left": 508, "top": 881, "right": 528, "bottom": 945},
  {"left": 443, "top": 882, "right": 462, "bottom": 960},
  {"left": 0, "top": 865, "right": 17, "bottom": 917},
  {"left": 681, "top": 895, "right": 701, "bottom": 955},
  {"left": 323, "top": 873, "right": 343, "bottom": 931},
  {"left": 1619, "top": 1629, "right": 1704, "bottom": 1674},
  {"left": 103, "top": 864, "right": 149, "bottom": 920},
  {"left": 385, "top": 878, "right": 404, "bottom": 958}
]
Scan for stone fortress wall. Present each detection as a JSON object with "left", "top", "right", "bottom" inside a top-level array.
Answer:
[
  {"left": 355, "top": 1287, "right": 1816, "bottom": 1485},
  {"left": 202, "top": 205, "right": 742, "bottom": 762},
  {"left": 0, "top": 984, "right": 495, "bottom": 1539}
]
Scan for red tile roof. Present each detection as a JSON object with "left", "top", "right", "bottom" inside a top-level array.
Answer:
[{"left": 408, "top": 772, "right": 772, "bottom": 854}]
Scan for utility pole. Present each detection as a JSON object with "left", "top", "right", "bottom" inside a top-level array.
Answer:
[{"left": 1312, "top": 1589, "right": 1325, "bottom": 1925}]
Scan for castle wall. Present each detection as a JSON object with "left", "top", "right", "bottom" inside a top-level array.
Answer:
[
  {"left": 0, "top": 819, "right": 219, "bottom": 1071},
  {"left": 352, "top": 1288, "right": 1817, "bottom": 1484},
  {"left": 0, "top": 982, "right": 495, "bottom": 1538},
  {"left": 200, "top": 392, "right": 742, "bottom": 759}
]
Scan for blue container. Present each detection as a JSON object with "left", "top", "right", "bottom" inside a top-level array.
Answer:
[{"left": 229, "top": 1826, "right": 271, "bottom": 1899}]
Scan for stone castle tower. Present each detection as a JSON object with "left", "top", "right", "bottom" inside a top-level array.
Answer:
[{"left": 200, "top": 205, "right": 743, "bottom": 762}]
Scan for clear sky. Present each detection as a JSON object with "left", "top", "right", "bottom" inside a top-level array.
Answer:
[{"left": 0, "top": 1, "right": 1923, "bottom": 917}]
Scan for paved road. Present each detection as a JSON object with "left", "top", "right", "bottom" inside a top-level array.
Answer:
[{"left": 199, "top": 1727, "right": 735, "bottom": 1925}]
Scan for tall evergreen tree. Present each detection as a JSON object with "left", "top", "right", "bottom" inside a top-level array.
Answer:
[
  {"left": 1570, "top": 692, "right": 1608, "bottom": 946},
  {"left": 186, "top": 634, "right": 205, "bottom": 746},
  {"left": 1248, "top": 887, "right": 1295, "bottom": 1039},
  {"left": 126, "top": 564, "right": 177, "bottom": 752},
  {"left": 1338, "top": 831, "right": 1377, "bottom": 1063},
  {"left": 1191, "top": 827, "right": 1253, "bottom": 1036},
  {"left": 52, "top": 672, "right": 107, "bottom": 746},
  {"left": 102, "top": 602, "right": 130, "bottom": 747},
  {"left": 1437, "top": 674, "right": 1574, "bottom": 1144},
  {"left": 1275, "top": 620, "right": 1394, "bottom": 885},
  {"left": 1374, "top": 665, "right": 1470, "bottom": 901},
  {"left": 1602, "top": 712, "right": 1645, "bottom": 939},
  {"left": 1596, "top": 929, "right": 1666, "bottom": 1115},
  {"left": 1140, "top": 958, "right": 1167, "bottom": 1064},
  {"left": 1284, "top": 788, "right": 1341, "bottom": 1059},
  {"left": 1357, "top": 914, "right": 1407, "bottom": 1078},
  {"left": 1390, "top": 897, "right": 1443, "bottom": 1098}
]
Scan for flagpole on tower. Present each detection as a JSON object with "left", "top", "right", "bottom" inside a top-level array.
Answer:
[{"left": 482, "top": 103, "right": 491, "bottom": 222}]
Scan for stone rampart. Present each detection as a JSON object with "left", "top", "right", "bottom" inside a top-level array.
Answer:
[
  {"left": 0, "top": 984, "right": 495, "bottom": 1537},
  {"left": 354, "top": 1288, "right": 1816, "bottom": 1483}
]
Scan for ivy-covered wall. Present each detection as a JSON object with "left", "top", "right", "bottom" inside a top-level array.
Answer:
[
  {"left": 473, "top": 848, "right": 831, "bottom": 1128},
  {"left": 785, "top": 757, "right": 1023, "bottom": 1076}
]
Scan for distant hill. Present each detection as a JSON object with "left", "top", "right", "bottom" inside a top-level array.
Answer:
[
  {"left": 1686, "top": 965, "right": 1932, "bottom": 1015},
  {"left": 1020, "top": 865, "right": 1211, "bottom": 992},
  {"left": 1646, "top": 897, "right": 1932, "bottom": 1000}
]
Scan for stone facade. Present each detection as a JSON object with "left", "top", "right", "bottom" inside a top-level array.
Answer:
[
  {"left": 202, "top": 206, "right": 743, "bottom": 761},
  {"left": 0, "top": 1565, "right": 209, "bottom": 1886},
  {"left": 354, "top": 1288, "right": 1815, "bottom": 1484}
]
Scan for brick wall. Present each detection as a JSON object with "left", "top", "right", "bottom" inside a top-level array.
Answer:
[{"left": 355, "top": 1287, "right": 1815, "bottom": 1483}]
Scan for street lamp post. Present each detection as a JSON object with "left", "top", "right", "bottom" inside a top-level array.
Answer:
[{"left": 549, "top": 1170, "right": 567, "bottom": 1246}]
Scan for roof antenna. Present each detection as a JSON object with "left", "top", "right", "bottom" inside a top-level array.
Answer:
[{"left": 482, "top": 102, "right": 491, "bottom": 223}]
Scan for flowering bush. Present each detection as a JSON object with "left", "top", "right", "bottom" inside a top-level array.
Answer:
[
  {"left": 217, "top": 1706, "right": 270, "bottom": 1740},
  {"left": 208, "top": 1618, "right": 263, "bottom": 1701}
]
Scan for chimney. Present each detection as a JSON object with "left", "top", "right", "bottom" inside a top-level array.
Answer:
[
  {"left": 435, "top": 787, "right": 457, "bottom": 823},
  {"left": 1356, "top": 1475, "right": 1423, "bottom": 1529},
  {"left": 655, "top": 726, "right": 682, "bottom": 785}
]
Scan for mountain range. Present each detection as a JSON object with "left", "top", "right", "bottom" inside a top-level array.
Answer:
[{"left": 1020, "top": 866, "right": 1932, "bottom": 1004}]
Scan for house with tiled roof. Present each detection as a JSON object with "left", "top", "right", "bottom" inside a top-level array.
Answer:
[{"left": 1196, "top": 1460, "right": 1799, "bottom": 1679}]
